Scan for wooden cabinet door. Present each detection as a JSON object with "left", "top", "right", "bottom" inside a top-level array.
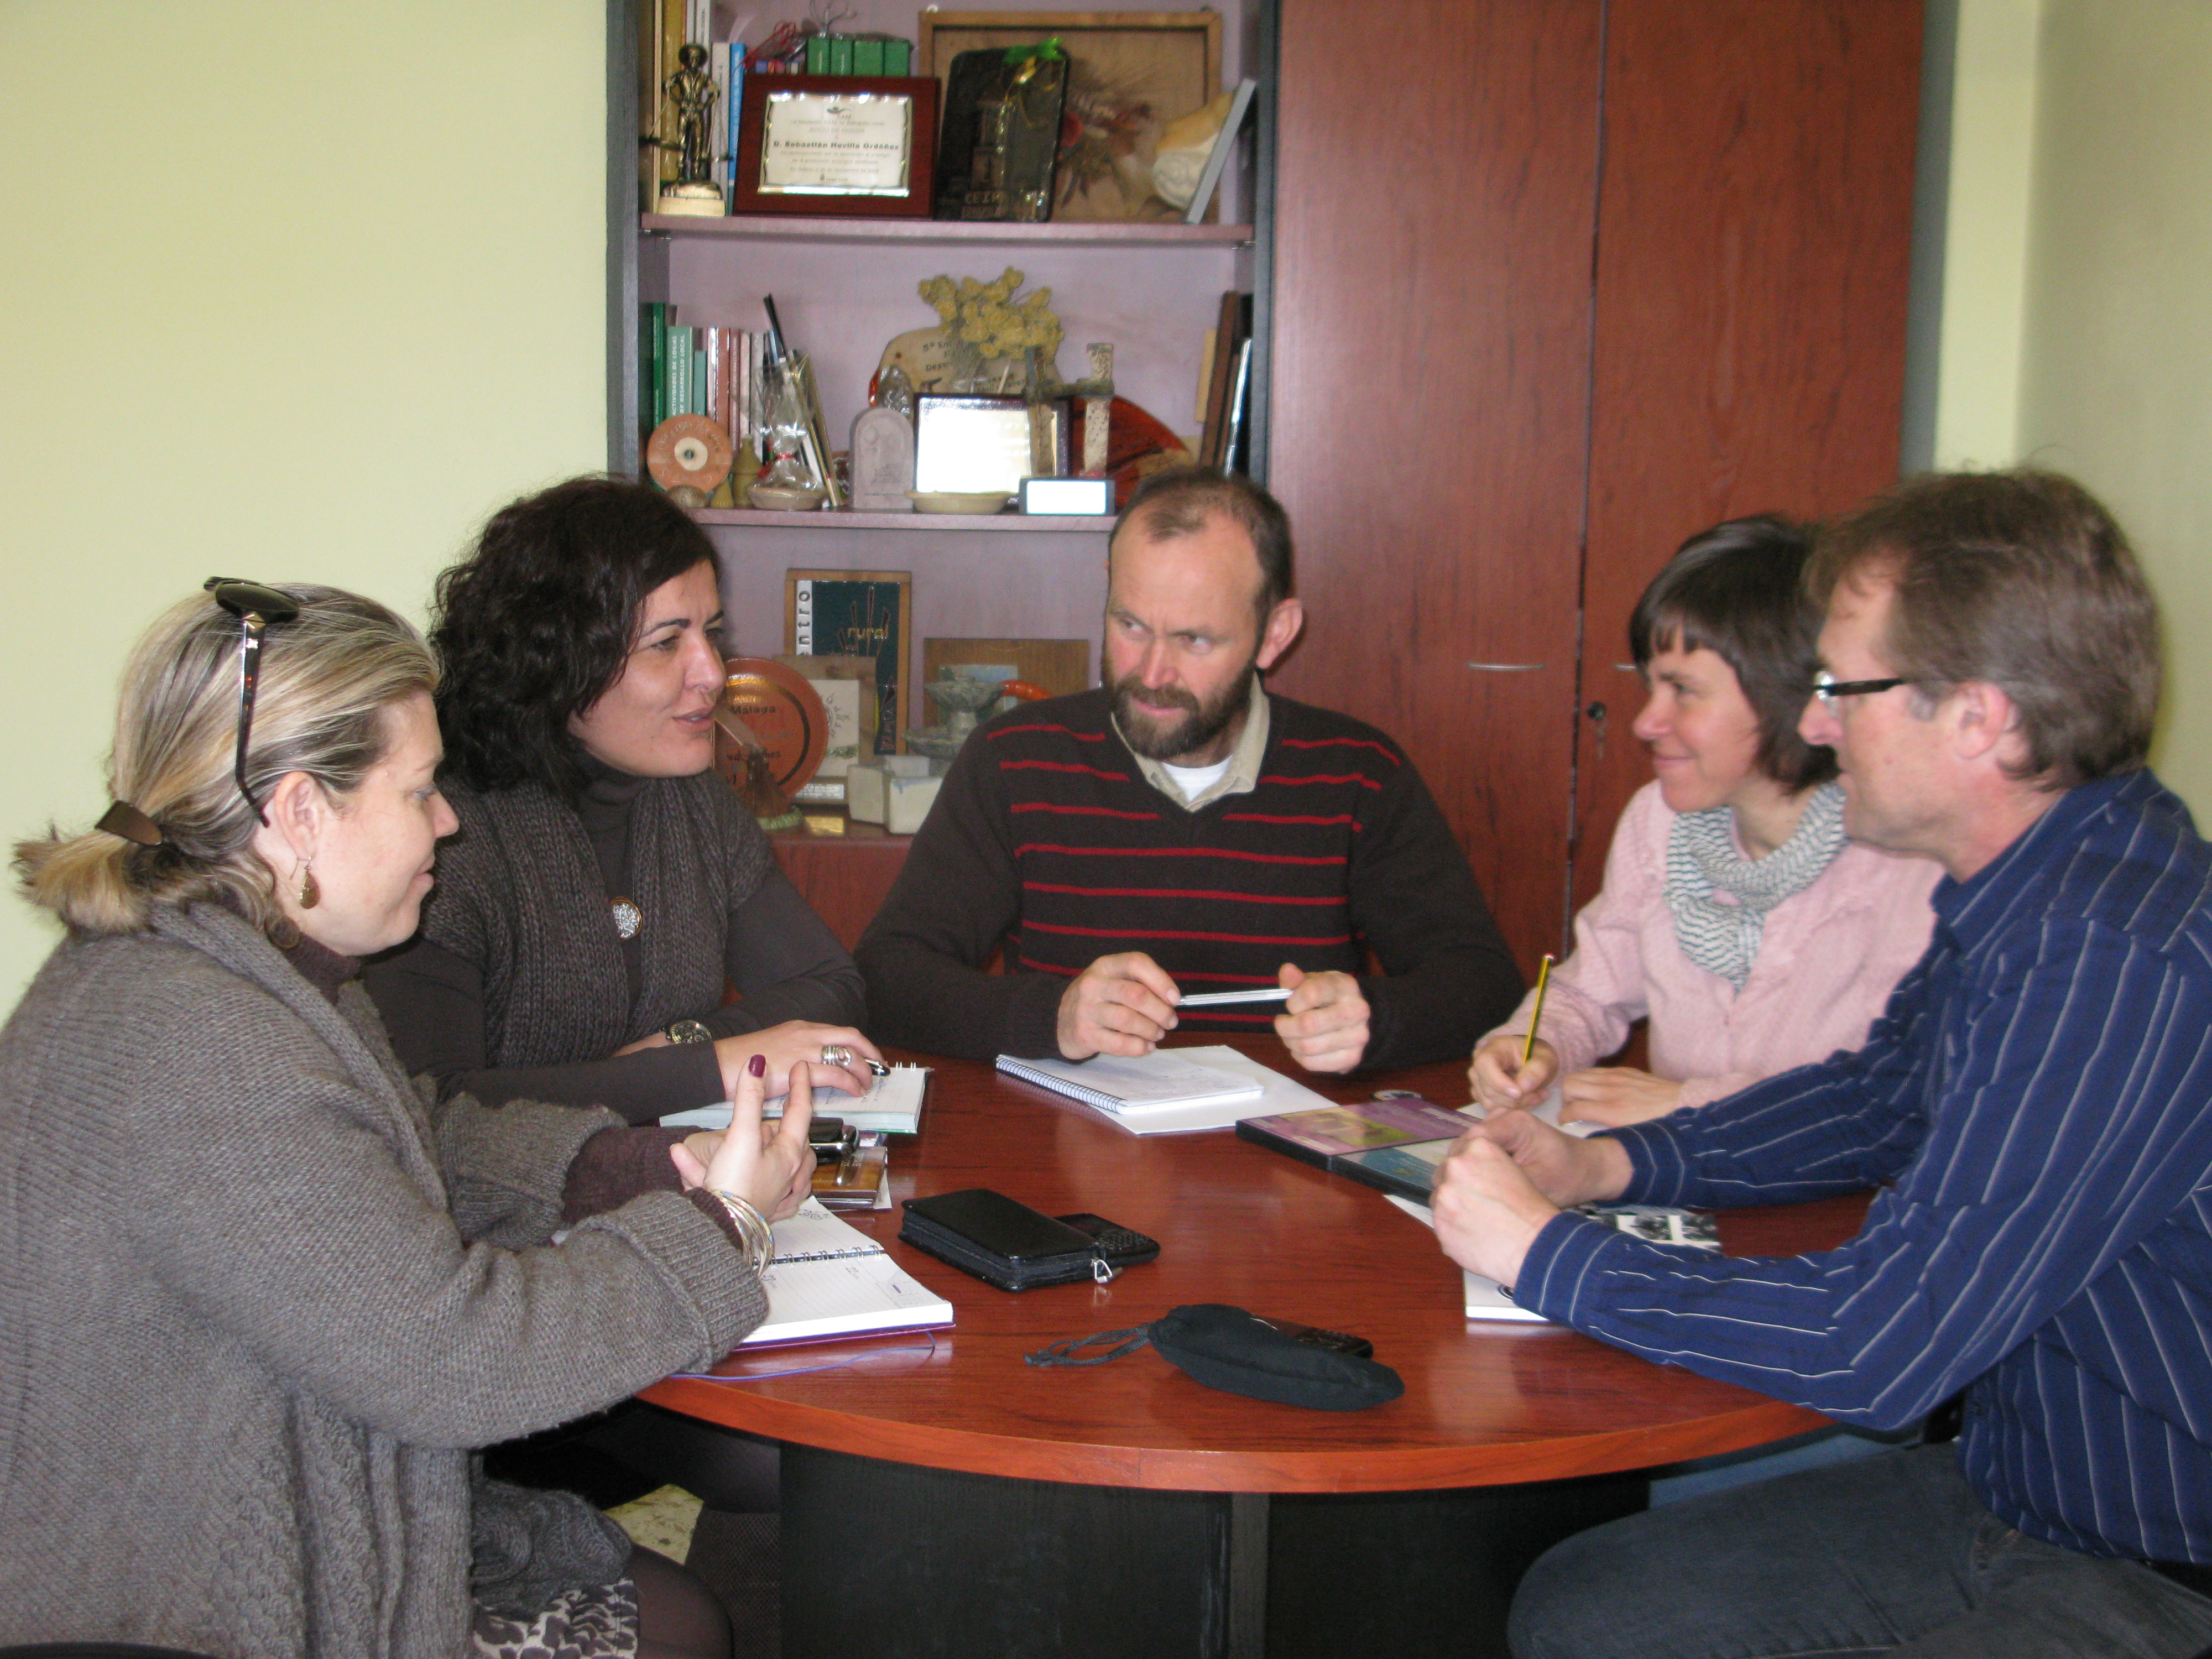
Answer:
[
  {"left": 1267, "top": 0, "right": 1604, "bottom": 975},
  {"left": 1269, "top": 0, "right": 1919, "bottom": 977},
  {"left": 1573, "top": 0, "right": 1922, "bottom": 912}
]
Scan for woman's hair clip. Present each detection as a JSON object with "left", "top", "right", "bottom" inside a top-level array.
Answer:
[{"left": 96, "top": 800, "right": 167, "bottom": 848}]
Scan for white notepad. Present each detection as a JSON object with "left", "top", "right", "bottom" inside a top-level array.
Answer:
[
  {"left": 994, "top": 1049, "right": 1264, "bottom": 1114},
  {"left": 742, "top": 1198, "right": 954, "bottom": 1348},
  {"left": 660, "top": 1063, "right": 930, "bottom": 1135},
  {"left": 997, "top": 1045, "right": 1337, "bottom": 1136}
]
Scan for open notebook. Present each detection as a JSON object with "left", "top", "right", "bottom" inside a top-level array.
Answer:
[
  {"left": 661, "top": 1064, "right": 930, "bottom": 1135},
  {"left": 743, "top": 1198, "right": 954, "bottom": 1348},
  {"left": 994, "top": 1045, "right": 1337, "bottom": 1135}
]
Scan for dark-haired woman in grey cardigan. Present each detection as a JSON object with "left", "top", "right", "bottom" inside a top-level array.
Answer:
[
  {"left": 0, "top": 581, "right": 816, "bottom": 1658},
  {"left": 366, "top": 475, "right": 883, "bottom": 1123}
]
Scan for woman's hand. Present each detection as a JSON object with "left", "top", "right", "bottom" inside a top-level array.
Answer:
[
  {"left": 713, "top": 1021, "right": 881, "bottom": 1102},
  {"left": 1557, "top": 1066, "right": 1684, "bottom": 1127},
  {"left": 1469, "top": 1034, "right": 1560, "bottom": 1112},
  {"left": 670, "top": 1057, "right": 816, "bottom": 1222}
]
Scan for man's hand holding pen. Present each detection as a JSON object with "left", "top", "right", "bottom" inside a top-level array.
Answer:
[{"left": 1057, "top": 952, "right": 1183, "bottom": 1060}]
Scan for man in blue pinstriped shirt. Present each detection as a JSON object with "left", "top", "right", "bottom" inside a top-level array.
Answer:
[{"left": 1438, "top": 471, "right": 2212, "bottom": 1658}]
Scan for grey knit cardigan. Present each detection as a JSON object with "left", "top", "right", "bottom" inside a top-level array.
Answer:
[
  {"left": 420, "top": 772, "right": 776, "bottom": 1069},
  {"left": 0, "top": 901, "right": 766, "bottom": 1658}
]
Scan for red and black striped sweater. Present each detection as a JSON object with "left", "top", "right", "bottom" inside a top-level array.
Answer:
[{"left": 857, "top": 687, "right": 1521, "bottom": 1065}]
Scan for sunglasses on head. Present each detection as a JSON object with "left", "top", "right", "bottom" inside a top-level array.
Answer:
[{"left": 202, "top": 578, "right": 301, "bottom": 825}]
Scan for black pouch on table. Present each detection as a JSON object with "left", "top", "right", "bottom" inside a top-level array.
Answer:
[{"left": 1027, "top": 1303, "right": 1405, "bottom": 1412}]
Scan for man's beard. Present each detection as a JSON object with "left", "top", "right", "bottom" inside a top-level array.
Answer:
[{"left": 1111, "top": 662, "right": 1257, "bottom": 761}]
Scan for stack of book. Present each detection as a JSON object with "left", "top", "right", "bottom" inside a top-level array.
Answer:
[
  {"left": 640, "top": 307, "right": 768, "bottom": 475},
  {"left": 800, "top": 34, "right": 914, "bottom": 76}
]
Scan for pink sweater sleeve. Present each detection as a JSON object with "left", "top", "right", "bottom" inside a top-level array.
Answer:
[
  {"left": 1481, "top": 783, "right": 1943, "bottom": 1115},
  {"left": 1481, "top": 786, "right": 1668, "bottom": 1073}
]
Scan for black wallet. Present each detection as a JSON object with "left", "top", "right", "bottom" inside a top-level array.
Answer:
[{"left": 900, "top": 1187, "right": 1161, "bottom": 1291}]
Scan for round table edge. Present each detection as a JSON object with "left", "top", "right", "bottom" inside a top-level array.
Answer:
[{"left": 638, "top": 1375, "right": 1831, "bottom": 1493}]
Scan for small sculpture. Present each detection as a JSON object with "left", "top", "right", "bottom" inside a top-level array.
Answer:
[
  {"left": 849, "top": 405, "right": 917, "bottom": 512},
  {"left": 1077, "top": 343, "right": 1114, "bottom": 474},
  {"left": 660, "top": 44, "right": 724, "bottom": 216},
  {"left": 930, "top": 673, "right": 1003, "bottom": 738}
]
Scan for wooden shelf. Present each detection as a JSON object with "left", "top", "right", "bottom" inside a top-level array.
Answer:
[
  {"left": 770, "top": 814, "right": 912, "bottom": 847},
  {"left": 693, "top": 508, "right": 1112, "bottom": 531},
  {"left": 643, "top": 213, "right": 1254, "bottom": 249}
]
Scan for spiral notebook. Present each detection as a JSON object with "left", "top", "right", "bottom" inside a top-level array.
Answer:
[
  {"left": 742, "top": 1198, "right": 954, "bottom": 1348},
  {"left": 993, "top": 1049, "right": 1265, "bottom": 1115},
  {"left": 659, "top": 1063, "right": 930, "bottom": 1135}
]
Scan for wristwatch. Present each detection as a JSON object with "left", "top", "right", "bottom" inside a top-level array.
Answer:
[{"left": 663, "top": 1019, "right": 713, "bottom": 1045}]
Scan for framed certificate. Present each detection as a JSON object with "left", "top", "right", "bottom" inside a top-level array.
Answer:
[
  {"left": 732, "top": 75, "right": 938, "bottom": 218},
  {"left": 784, "top": 570, "right": 915, "bottom": 755}
]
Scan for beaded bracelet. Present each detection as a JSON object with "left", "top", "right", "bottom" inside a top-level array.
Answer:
[{"left": 709, "top": 1188, "right": 775, "bottom": 1279}]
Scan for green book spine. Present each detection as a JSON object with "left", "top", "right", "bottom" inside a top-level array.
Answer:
[
  {"left": 852, "top": 38, "right": 884, "bottom": 76},
  {"left": 828, "top": 34, "right": 854, "bottom": 75},
  {"left": 646, "top": 302, "right": 670, "bottom": 431},
  {"left": 804, "top": 33, "right": 830, "bottom": 74},
  {"left": 666, "top": 326, "right": 693, "bottom": 419},
  {"left": 692, "top": 347, "right": 708, "bottom": 416},
  {"left": 884, "top": 39, "right": 910, "bottom": 76}
]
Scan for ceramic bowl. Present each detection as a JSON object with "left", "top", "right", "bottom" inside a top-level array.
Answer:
[
  {"left": 749, "top": 482, "right": 827, "bottom": 512},
  {"left": 907, "top": 491, "right": 1013, "bottom": 515}
]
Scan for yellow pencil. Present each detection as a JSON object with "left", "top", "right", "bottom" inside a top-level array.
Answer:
[{"left": 1521, "top": 953, "right": 1556, "bottom": 1068}]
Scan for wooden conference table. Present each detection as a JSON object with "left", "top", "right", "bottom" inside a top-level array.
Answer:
[{"left": 642, "top": 1040, "right": 1867, "bottom": 1658}]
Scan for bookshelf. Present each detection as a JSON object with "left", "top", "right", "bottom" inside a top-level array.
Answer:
[
  {"left": 609, "top": 6, "right": 1273, "bottom": 667},
  {"left": 606, "top": 1, "right": 1275, "bottom": 936},
  {"left": 639, "top": 215, "right": 1254, "bottom": 247}
]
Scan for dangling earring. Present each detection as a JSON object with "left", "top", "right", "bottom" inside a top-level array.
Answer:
[{"left": 298, "top": 860, "right": 320, "bottom": 910}]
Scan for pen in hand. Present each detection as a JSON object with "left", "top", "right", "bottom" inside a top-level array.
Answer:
[
  {"left": 1179, "top": 987, "right": 1294, "bottom": 1008},
  {"left": 1521, "top": 954, "right": 1556, "bottom": 1070}
]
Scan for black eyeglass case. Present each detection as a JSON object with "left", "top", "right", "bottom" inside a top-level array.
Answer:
[{"left": 900, "top": 1187, "right": 1160, "bottom": 1291}]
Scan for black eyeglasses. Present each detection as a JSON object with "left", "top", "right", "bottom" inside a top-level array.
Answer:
[
  {"left": 203, "top": 578, "right": 301, "bottom": 825},
  {"left": 1812, "top": 669, "right": 1909, "bottom": 705}
]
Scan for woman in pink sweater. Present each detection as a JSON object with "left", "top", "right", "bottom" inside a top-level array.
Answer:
[{"left": 1472, "top": 517, "right": 1941, "bottom": 1128}]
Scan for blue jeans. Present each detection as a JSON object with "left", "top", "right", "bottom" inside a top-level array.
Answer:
[{"left": 1509, "top": 1443, "right": 2212, "bottom": 1658}]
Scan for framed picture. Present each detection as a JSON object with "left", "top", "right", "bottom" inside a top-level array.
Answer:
[
  {"left": 731, "top": 75, "right": 939, "bottom": 218},
  {"left": 917, "top": 11, "right": 1223, "bottom": 223},
  {"left": 914, "top": 394, "right": 1034, "bottom": 495},
  {"left": 924, "top": 638, "right": 1091, "bottom": 702},
  {"left": 776, "top": 653, "right": 879, "bottom": 803},
  {"left": 785, "top": 570, "right": 914, "bottom": 755}
]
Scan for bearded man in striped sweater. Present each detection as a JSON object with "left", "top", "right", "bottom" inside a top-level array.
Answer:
[
  {"left": 857, "top": 468, "right": 1521, "bottom": 1072},
  {"left": 1441, "top": 470, "right": 2212, "bottom": 1659}
]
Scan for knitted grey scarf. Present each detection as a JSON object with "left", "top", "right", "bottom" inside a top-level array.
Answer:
[{"left": 1662, "top": 781, "right": 1846, "bottom": 990}]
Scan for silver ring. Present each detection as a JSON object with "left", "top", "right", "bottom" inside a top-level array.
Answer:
[{"left": 821, "top": 1044, "right": 853, "bottom": 1067}]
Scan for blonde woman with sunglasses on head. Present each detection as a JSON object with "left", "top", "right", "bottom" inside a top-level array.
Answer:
[{"left": 0, "top": 581, "right": 812, "bottom": 1659}]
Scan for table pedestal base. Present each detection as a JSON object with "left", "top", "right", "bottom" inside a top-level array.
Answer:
[{"left": 781, "top": 1446, "right": 1646, "bottom": 1658}]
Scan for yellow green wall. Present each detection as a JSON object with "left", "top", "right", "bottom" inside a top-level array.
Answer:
[
  {"left": 2011, "top": 0, "right": 2212, "bottom": 810},
  {"left": 1931, "top": 0, "right": 2042, "bottom": 471},
  {"left": 1929, "top": 0, "right": 2212, "bottom": 807},
  {"left": 0, "top": 1, "right": 608, "bottom": 995}
]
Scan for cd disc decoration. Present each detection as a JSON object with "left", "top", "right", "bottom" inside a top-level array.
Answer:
[
  {"left": 646, "top": 414, "right": 735, "bottom": 501},
  {"left": 719, "top": 656, "right": 829, "bottom": 797}
]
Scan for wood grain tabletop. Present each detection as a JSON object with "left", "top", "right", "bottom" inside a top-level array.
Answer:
[{"left": 643, "top": 1039, "right": 1867, "bottom": 1493}]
